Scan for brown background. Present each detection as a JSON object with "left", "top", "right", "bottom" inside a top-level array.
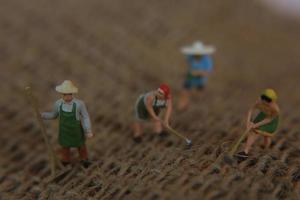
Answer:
[{"left": 1, "top": 0, "right": 300, "bottom": 199}]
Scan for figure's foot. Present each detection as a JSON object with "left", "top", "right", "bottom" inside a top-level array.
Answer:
[
  {"left": 133, "top": 136, "right": 142, "bottom": 143},
  {"left": 235, "top": 151, "right": 249, "bottom": 162},
  {"left": 61, "top": 161, "right": 71, "bottom": 167},
  {"left": 147, "top": 134, "right": 155, "bottom": 142},
  {"left": 260, "top": 144, "right": 267, "bottom": 149},
  {"left": 81, "top": 160, "right": 92, "bottom": 168},
  {"left": 158, "top": 131, "right": 169, "bottom": 138}
]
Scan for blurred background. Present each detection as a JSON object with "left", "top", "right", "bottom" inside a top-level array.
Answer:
[
  {"left": 0, "top": 0, "right": 300, "bottom": 199},
  {"left": 262, "top": 0, "right": 300, "bottom": 19}
]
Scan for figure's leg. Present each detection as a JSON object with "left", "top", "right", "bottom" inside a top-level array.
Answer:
[
  {"left": 61, "top": 147, "right": 71, "bottom": 165},
  {"left": 133, "top": 121, "right": 144, "bottom": 143},
  {"left": 133, "top": 122, "right": 143, "bottom": 138},
  {"left": 78, "top": 145, "right": 89, "bottom": 160},
  {"left": 178, "top": 89, "right": 190, "bottom": 111},
  {"left": 153, "top": 120, "right": 162, "bottom": 134},
  {"left": 133, "top": 96, "right": 145, "bottom": 141},
  {"left": 78, "top": 145, "right": 91, "bottom": 168},
  {"left": 244, "top": 132, "right": 260, "bottom": 154},
  {"left": 194, "top": 85, "right": 205, "bottom": 98},
  {"left": 264, "top": 136, "right": 272, "bottom": 149}
]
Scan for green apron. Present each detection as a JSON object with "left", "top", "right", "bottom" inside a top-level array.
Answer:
[
  {"left": 253, "top": 112, "right": 279, "bottom": 134},
  {"left": 59, "top": 103, "right": 85, "bottom": 147}
]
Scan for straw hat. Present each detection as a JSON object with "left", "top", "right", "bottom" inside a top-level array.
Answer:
[
  {"left": 55, "top": 80, "right": 78, "bottom": 94},
  {"left": 181, "top": 41, "right": 216, "bottom": 55}
]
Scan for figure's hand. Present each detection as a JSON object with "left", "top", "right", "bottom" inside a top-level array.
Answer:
[
  {"left": 163, "top": 121, "right": 170, "bottom": 128},
  {"left": 247, "top": 122, "right": 255, "bottom": 130},
  {"left": 86, "top": 133, "right": 93, "bottom": 138},
  {"left": 153, "top": 117, "right": 161, "bottom": 122}
]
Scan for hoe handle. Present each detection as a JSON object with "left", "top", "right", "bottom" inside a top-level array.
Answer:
[{"left": 228, "top": 129, "right": 250, "bottom": 157}]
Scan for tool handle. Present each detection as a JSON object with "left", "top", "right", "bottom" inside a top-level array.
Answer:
[
  {"left": 228, "top": 129, "right": 250, "bottom": 157},
  {"left": 25, "top": 88, "right": 50, "bottom": 144},
  {"left": 24, "top": 87, "right": 63, "bottom": 175},
  {"left": 160, "top": 120, "right": 188, "bottom": 141},
  {"left": 25, "top": 87, "right": 51, "bottom": 147}
]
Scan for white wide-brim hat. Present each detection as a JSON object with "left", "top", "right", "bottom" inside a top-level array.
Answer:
[
  {"left": 55, "top": 80, "right": 78, "bottom": 94},
  {"left": 181, "top": 41, "right": 216, "bottom": 55}
]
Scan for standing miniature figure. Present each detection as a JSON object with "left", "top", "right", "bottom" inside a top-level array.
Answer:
[
  {"left": 133, "top": 84, "right": 173, "bottom": 142},
  {"left": 237, "top": 89, "right": 280, "bottom": 159},
  {"left": 178, "top": 41, "right": 215, "bottom": 110},
  {"left": 41, "top": 80, "right": 93, "bottom": 168}
]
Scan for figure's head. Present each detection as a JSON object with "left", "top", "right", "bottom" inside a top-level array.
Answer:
[
  {"left": 260, "top": 89, "right": 277, "bottom": 104},
  {"left": 55, "top": 80, "right": 78, "bottom": 102},
  {"left": 193, "top": 55, "right": 203, "bottom": 60},
  {"left": 62, "top": 93, "right": 74, "bottom": 102},
  {"left": 156, "top": 84, "right": 171, "bottom": 100}
]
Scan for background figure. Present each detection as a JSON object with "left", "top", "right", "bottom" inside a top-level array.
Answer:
[{"left": 178, "top": 41, "right": 215, "bottom": 111}]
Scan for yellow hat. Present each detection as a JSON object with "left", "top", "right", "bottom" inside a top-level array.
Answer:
[
  {"left": 55, "top": 80, "right": 78, "bottom": 94},
  {"left": 262, "top": 89, "right": 277, "bottom": 101}
]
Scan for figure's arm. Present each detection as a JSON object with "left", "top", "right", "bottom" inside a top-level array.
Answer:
[
  {"left": 246, "top": 103, "right": 257, "bottom": 129},
  {"left": 145, "top": 95, "right": 160, "bottom": 121},
  {"left": 253, "top": 118, "right": 273, "bottom": 129},
  {"left": 164, "top": 98, "right": 173, "bottom": 127},
  {"left": 247, "top": 108, "right": 254, "bottom": 125},
  {"left": 41, "top": 101, "right": 59, "bottom": 120},
  {"left": 79, "top": 101, "right": 92, "bottom": 136},
  {"left": 186, "top": 55, "right": 194, "bottom": 63}
]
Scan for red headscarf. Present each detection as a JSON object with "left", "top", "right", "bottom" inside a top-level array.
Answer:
[{"left": 158, "top": 83, "right": 171, "bottom": 99}]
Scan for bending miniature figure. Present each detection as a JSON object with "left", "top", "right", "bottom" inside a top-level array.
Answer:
[
  {"left": 133, "top": 84, "right": 173, "bottom": 142},
  {"left": 178, "top": 41, "right": 215, "bottom": 111},
  {"left": 41, "top": 80, "right": 93, "bottom": 168},
  {"left": 237, "top": 89, "right": 280, "bottom": 159}
]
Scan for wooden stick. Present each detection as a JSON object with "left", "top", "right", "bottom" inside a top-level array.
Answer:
[
  {"left": 228, "top": 129, "right": 250, "bottom": 157},
  {"left": 24, "top": 86, "right": 63, "bottom": 176},
  {"left": 160, "top": 121, "right": 192, "bottom": 145}
]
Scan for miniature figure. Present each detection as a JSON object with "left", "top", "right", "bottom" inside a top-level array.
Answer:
[
  {"left": 236, "top": 89, "right": 280, "bottom": 159},
  {"left": 178, "top": 41, "right": 215, "bottom": 110},
  {"left": 41, "top": 80, "right": 93, "bottom": 168},
  {"left": 133, "top": 84, "right": 173, "bottom": 142}
]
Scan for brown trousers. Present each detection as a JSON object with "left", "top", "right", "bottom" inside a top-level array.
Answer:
[{"left": 60, "top": 145, "right": 88, "bottom": 162}]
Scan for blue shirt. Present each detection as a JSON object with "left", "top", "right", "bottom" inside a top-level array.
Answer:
[
  {"left": 187, "top": 55, "right": 213, "bottom": 72},
  {"left": 186, "top": 55, "right": 213, "bottom": 85}
]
